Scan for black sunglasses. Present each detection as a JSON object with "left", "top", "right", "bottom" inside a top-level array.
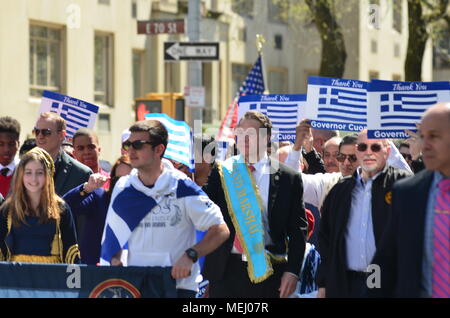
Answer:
[
  {"left": 336, "top": 153, "right": 358, "bottom": 163},
  {"left": 33, "top": 128, "right": 60, "bottom": 137},
  {"left": 357, "top": 143, "right": 382, "bottom": 153},
  {"left": 122, "top": 140, "right": 158, "bottom": 151}
]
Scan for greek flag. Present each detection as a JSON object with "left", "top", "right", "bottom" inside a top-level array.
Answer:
[
  {"left": 238, "top": 94, "right": 306, "bottom": 142},
  {"left": 39, "top": 91, "right": 99, "bottom": 138},
  {"left": 216, "top": 140, "right": 230, "bottom": 162},
  {"left": 305, "top": 76, "right": 368, "bottom": 132},
  {"left": 367, "top": 80, "right": 450, "bottom": 139},
  {"left": 145, "top": 113, "right": 194, "bottom": 171}
]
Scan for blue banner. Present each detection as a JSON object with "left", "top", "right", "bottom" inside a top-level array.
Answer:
[{"left": 0, "top": 262, "right": 177, "bottom": 298}]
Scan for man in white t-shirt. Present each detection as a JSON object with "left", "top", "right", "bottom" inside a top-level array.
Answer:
[{"left": 101, "top": 120, "right": 229, "bottom": 298}]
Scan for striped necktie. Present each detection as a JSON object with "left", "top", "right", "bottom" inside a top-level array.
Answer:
[{"left": 432, "top": 179, "right": 450, "bottom": 298}]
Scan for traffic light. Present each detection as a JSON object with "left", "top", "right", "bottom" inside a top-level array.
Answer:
[{"left": 135, "top": 93, "right": 185, "bottom": 121}]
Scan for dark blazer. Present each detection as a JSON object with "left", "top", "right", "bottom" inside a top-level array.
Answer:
[
  {"left": 0, "top": 202, "right": 80, "bottom": 264},
  {"left": 371, "top": 170, "right": 435, "bottom": 298},
  {"left": 317, "top": 165, "right": 412, "bottom": 298},
  {"left": 202, "top": 160, "right": 308, "bottom": 283},
  {"left": 63, "top": 184, "right": 109, "bottom": 265},
  {"left": 55, "top": 151, "right": 92, "bottom": 237},
  {"left": 54, "top": 151, "right": 92, "bottom": 197}
]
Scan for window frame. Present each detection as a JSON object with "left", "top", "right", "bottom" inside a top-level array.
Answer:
[
  {"left": 29, "top": 22, "right": 65, "bottom": 97},
  {"left": 94, "top": 32, "right": 114, "bottom": 107}
]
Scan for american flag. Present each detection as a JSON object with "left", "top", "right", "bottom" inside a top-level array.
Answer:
[
  {"left": 39, "top": 91, "right": 99, "bottom": 139},
  {"left": 217, "top": 55, "right": 266, "bottom": 141}
]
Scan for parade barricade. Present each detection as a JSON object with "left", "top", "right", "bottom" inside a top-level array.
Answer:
[{"left": 0, "top": 262, "right": 177, "bottom": 298}]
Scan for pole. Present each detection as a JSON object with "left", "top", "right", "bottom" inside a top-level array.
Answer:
[{"left": 188, "top": 0, "right": 203, "bottom": 127}]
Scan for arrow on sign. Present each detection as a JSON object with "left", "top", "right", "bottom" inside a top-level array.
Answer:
[{"left": 164, "top": 42, "right": 220, "bottom": 61}]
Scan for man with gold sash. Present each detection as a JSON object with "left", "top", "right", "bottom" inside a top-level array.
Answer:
[{"left": 203, "top": 111, "right": 308, "bottom": 298}]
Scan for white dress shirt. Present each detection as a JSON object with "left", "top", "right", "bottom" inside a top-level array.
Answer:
[{"left": 0, "top": 157, "right": 19, "bottom": 176}]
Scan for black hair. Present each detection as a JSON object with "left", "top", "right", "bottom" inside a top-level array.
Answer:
[
  {"left": 0, "top": 116, "right": 20, "bottom": 139},
  {"left": 339, "top": 134, "right": 358, "bottom": 152},
  {"left": 129, "top": 120, "right": 168, "bottom": 158}
]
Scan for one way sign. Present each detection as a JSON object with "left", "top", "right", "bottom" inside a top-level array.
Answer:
[{"left": 164, "top": 42, "right": 220, "bottom": 61}]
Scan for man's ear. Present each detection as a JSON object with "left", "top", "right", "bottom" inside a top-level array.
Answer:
[{"left": 59, "top": 130, "right": 67, "bottom": 142}]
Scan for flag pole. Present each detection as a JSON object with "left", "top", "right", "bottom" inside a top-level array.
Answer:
[{"left": 256, "top": 34, "right": 269, "bottom": 94}]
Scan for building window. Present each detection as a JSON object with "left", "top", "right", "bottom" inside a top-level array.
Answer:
[
  {"left": 369, "top": 71, "right": 380, "bottom": 80},
  {"left": 133, "top": 50, "right": 145, "bottom": 99},
  {"left": 231, "top": 63, "right": 252, "bottom": 100},
  {"left": 392, "top": 74, "right": 402, "bottom": 81},
  {"left": 274, "top": 34, "right": 283, "bottom": 50},
  {"left": 268, "top": 68, "right": 288, "bottom": 94},
  {"left": 29, "top": 25, "right": 64, "bottom": 97},
  {"left": 94, "top": 33, "right": 114, "bottom": 106},
  {"left": 238, "top": 27, "right": 247, "bottom": 42},
  {"left": 371, "top": 40, "right": 377, "bottom": 54},
  {"left": 268, "top": 0, "right": 288, "bottom": 24},
  {"left": 231, "top": 0, "right": 254, "bottom": 18},
  {"left": 393, "top": 0, "right": 402, "bottom": 33},
  {"left": 98, "top": 113, "right": 111, "bottom": 132},
  {"left": 132, "top": 0, "right": 137, "bottom": 19}
]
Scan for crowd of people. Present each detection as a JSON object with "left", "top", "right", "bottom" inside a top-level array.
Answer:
[{"left": 0, "top": 101, "right": 448, "bottom": 298}]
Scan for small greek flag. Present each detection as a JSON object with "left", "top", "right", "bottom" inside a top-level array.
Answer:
[
  {"left": 238, "top": 94, "right": 306, "bottom": 142},
  {"left": 367, "top": 80, "right": 450, "bottom": 139},
  {"left": 306, "top": 76, "right": 368, "bottom": 132},
  {"left": 145, "top": 113, "right": 194, "bottom": 171},
  {"left": 39, "top": 91, "right": 99, "bottom": 138}
]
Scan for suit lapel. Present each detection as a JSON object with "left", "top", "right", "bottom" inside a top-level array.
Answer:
[
  {"left": 55, "top": 152, "right": 72, "bottom": 194},
  {"left": 268, "top": 161, "right": 281, "bottom": 219},
  {"left": 410, "top": 170, "right": 434, "bottom": 247}
]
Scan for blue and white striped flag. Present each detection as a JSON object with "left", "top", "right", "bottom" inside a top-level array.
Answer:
[
  {"left": 39, "top": 91, "right": 99, "bottom": 138},
  {"left": 145, "top": 113, "right": 194, "bottom": 171},
  {"left": 367, "top": 80, "right": 450, "bottom": 139},
  {"left": 238, "top": 94, "right": 306, "bottom": 143},
  {"left": 305, "top": 76, "right": 368, "bottom": 132},
  {"left": 216, "top": 140, "right": 230, "bottom": 162}
]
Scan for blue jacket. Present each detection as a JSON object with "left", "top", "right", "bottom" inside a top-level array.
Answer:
[{"left": 63, "top": 184, "right": 109, "bottom": 265}]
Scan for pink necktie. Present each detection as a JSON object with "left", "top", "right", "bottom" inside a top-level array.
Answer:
[{"left": 432, "top": 179, "right": 450, "bottom": 298}]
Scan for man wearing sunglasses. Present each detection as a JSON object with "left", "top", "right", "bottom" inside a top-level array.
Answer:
[
  {"left": 371, "top": 103, "right": 450, "bottom": 298},
  {"left": 102, "top": 120, "right": 230, "bottom": 298},
  {"left": 34, "top": 112, "right": 92, "bottom": 197},
  {"left": 317, "top": 130, "right": 412, "bottom": 298},
  {"left": 0, "top": 116, "right": 20, "bottom": 198}
]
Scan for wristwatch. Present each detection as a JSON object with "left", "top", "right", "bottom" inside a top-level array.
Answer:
[{"left": 185, "top": 248, "right": 198, "bottom": 263}]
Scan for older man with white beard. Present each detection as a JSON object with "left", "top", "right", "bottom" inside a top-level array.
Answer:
[{"left": 316, "top": 130, "right": 412, "bottom": 298}]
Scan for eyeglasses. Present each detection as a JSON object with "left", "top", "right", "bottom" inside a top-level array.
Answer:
[
  {"left": 122, "top": 140, "right": 157, "bottom": 151},
  {"left": 356, "top": 143, "right": 382, "bottom": 153},
  {"left": 33, "top": 128, "right": 60, "bottom": 137},
  {"left": 401, "top": 153, "right": 412, "bottom": 161},
  {"left": 336, "top": 153, "right": 358, "bottom": 163}
]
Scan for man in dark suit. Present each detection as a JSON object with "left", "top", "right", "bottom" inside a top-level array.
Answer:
[
  {"left": 203, "top": 111, "right": 307, "bottom": 298},
  {"left": 372, "top": 103, "right": 450, "bottom": 298},
  {"left": 317, "top": 130, "right": 412, "bottom": 298},
  {"left": 34, "top": 112, "right": 92, "bottom": 235}
]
